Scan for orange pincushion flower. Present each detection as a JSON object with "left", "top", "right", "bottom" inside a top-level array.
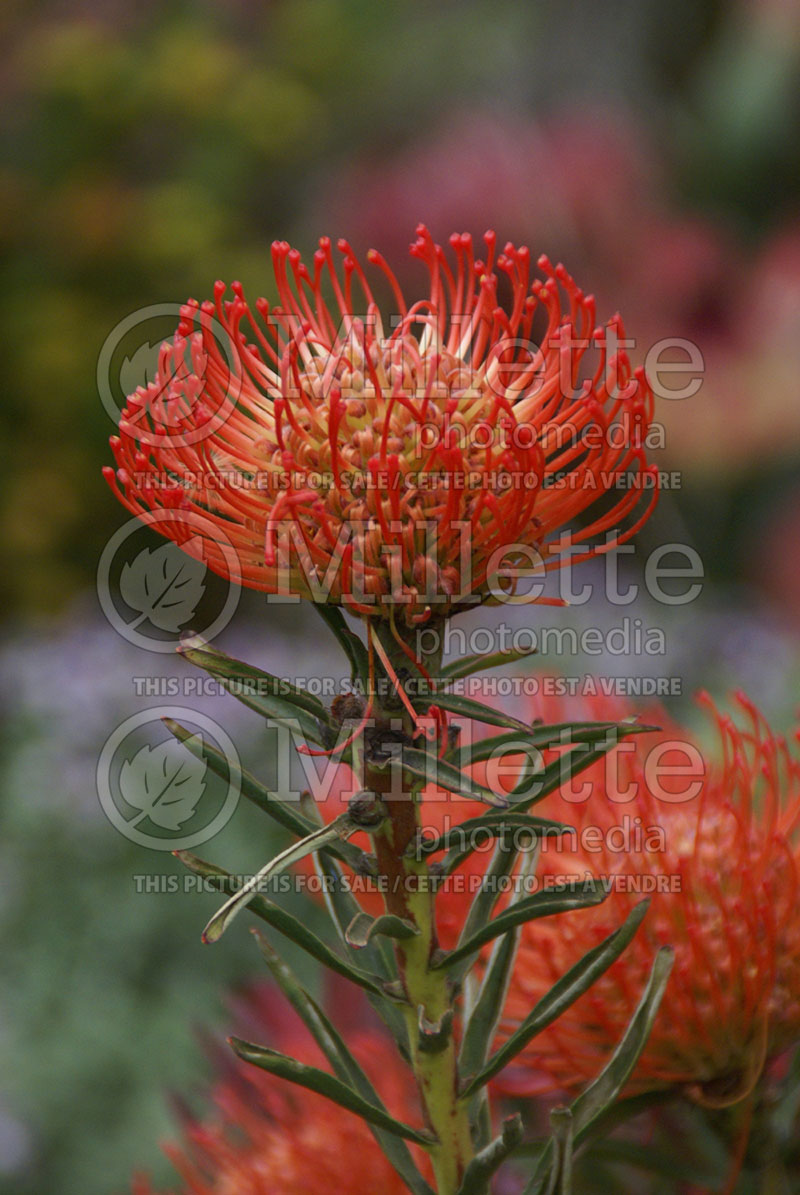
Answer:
[
  {"left": 494, "top": 692, "right": 800, "bottom": 1108},
  {"left": 104, "top": 226, "right": 658, "bottom": 625},
  {"left": 130, "top": 991, "right": 429, "bottom": 1195}
]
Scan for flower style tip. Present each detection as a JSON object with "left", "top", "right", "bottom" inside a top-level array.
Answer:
[{"left": 106, "top": 228, "right": 659, "bottom": 625}]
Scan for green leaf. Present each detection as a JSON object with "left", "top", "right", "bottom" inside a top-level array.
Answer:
[
  {"left": 313, "top": 852, "right": 396, "bottom": 978},
  {"left": 435, "top": 881, "right": 608, "bottom": 974},
  {"left": 313, "top": 604, "right": 370, "bottom": 686},
  {"left": 251, "top": 932, "right": 434, "bottom": 1195},
  {"left": 568, "top": 946, "right": 674, "bottom": 1142},
  {"left": 442, "top": 644, "right": 538, "bottom": 679},
  {"left": 563, "top": 1088, "right": 675, "bottom": 1145},
  {"left": 545, "top": 1106, "right": 574, "bottom": 1195},
  {"left": 458, "top": 877, "right": 531, "bottom": 1086},
  {"left": 450, "top": 830, "right": 524, "bottom": 982},
  {"left": 229, "top": 1037, "right": 435, "bottom": 1146},
  {"left": 417, "top": 1006, "right": 455, "bottom": 1055},
  {"left": 509, "top": 739, "right": 626, "bottom": 812},
  {"left": 459, "top": 847, "right": 539, "bottom": 1148},
  {"left": 398, "top": 746, "right": 508, "bottom": 808},
  {"left": 162, "top": 717, "right": 370, "bottom": 874},
  {"left": 346, "top": 911, "right": 420, "bottom": 948},
  {"left": 180, "top": 634, "right": 331, "bottom": 720},
  {"left": 178, "top": 636, "right": 327, "bottom": 746},
  {"left": 413, "top": 811, "right": 571, "bottom": 867},
  {"left": 456, "top": 1114, "right": 523, "bottom": 1194},
  {"left": 202, "top": 814, "right": 357, "bottom": 943},
  {"left": 173, "top": 850, "right": 387, "bottom": 997},
  {"left": 313, "top": 851, "right": 411, "bottom": 1060},
  {"left": 446, "top": 721, "right": 656, "bottom": 771},
  {"left": 419, "top": 690, "right": 534, "bottom": 733},
  {"left": 461, "top": 900, "right": 650, "bottom": 1097},
  {"left": 523, "top": 947, "right": 675, "bottom": 1194}
]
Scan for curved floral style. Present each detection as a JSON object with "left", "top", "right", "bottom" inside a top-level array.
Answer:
[
  {"left": 494, "top": 691, "right": 800, "bottom": 1107},
  {"left": 104, "top": 226, "right": 658, "bottom": 626},
  {"left": 130, "top": 991, "right": 429, "bottom": 1195}
]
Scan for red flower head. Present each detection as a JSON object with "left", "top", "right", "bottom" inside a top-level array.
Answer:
[
  {"left": 494, "top": 691, "right": 800, "bottom": 1108},
  {"left": 105, "top": 227, "right": 658, "bottom": 627},
  {"left": 129, "top": 986, "right": 429, "bottom": 1195}
]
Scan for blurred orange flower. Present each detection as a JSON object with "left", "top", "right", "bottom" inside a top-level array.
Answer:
[
  {"left": 493, "top": 691, "right": 800, "bottom": 1107},
  {"left": 130, "top": 990, "right": 428, "bottom": 1195}
]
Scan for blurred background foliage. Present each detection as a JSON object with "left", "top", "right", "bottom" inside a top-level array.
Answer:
[{"left": 1, "top": 0, "right": 799, "bottom": 1192}]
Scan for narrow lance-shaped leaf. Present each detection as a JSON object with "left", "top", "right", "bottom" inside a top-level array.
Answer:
[
  {"left": 399, "top": 746, "right": 509, "bottom": 809},
  {"left": 461, "top": 900, "right": 651, "bottom": 1097},
  {"left": 450, "top": 829, "right": 524, "bottom": 984},
  {"left": 313, "top": 850, "right": 411, "bottom": 1060},
  {"left": 456, "top": 1114, "right": 523, "bottom": 1195},
  {"left": 179, "top": 633, "right": 332, "bottom": 722},
  {"left": 441, "top": 642, "right": 538, "bottom": 679},
  {"left": 523, "top": 947, "right": 675, "bottom": 1195},
  {"left": 229, "top": 1037, "right": 435, "bottom": 1146},
  {"left": 545, "top": 1107, "right": 574, "bottom": 1195},
  {"left": 202, "top": 813, "right": 358, "bottom": 944},
  {"left": 446, "top": 720, "right": 656, "bottom": 771},
  {"left": 251, "top": 931, "right": 434, "bottom": 1195},
  {"left": 178, "top": 636, "right": 327, "bottom": 746},
  {"left": 421, "top": 813, "right": 572, "bottom": 876},
  {"left": 346, "top": 911, "right": 420, "bottom": 948},
  {"left": 413, "top": 812, "right": 571, "bottom": 859},
  {"left": 459, "top": 846, "right": 540, "bottom": 1150},
  {"left": 174, "top": 850, "right": 388, "bottom": 997},
  {"left": 417, "top": 690, "right": 535, "bottom": 733},
  {"left": 162, "top": 717, "right": 371, "bottom": 874},
  {"left": 510, "top": 738, "right": 626, "bottom": 812},
  {"left": 437, "top": 881, "right": 608, "bottom": 974},
  {"left": 568, "top": 946, "right": 675, "bottom": 1143},
  {"left": 459, "top": 848, "right": 541, "bottom": 1084},
  {"left": 313, "top": 603, "right": 370, "bottom": 687},
  {"left": 314, "top": 850, "right": 397, "bottom": 980}
]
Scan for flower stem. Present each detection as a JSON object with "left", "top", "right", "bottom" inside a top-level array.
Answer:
[{"left": 366, "top": 620, "right": 473, "bottom": 1194}]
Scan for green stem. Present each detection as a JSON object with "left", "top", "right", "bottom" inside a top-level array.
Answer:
[{"left": 366, "top": 619, "right": 474, "bottom": 1194}]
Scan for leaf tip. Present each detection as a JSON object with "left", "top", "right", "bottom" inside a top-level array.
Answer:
[
  {"left": 162, "top": 716, "right": 188, "bottom": 741},
  {"left": 178, "top": 629, "right": 208, "bottom": 654}
]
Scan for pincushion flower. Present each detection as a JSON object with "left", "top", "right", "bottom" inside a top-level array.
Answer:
[
  {"left": 491, "top": 691, "right": 800, "bottom": 1108},
  {"left": 104, "top": 226, "right": 658, "bottom": 627},
  {"left": 130, "top": 990, "right": 430, "bottom": 1195}
]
